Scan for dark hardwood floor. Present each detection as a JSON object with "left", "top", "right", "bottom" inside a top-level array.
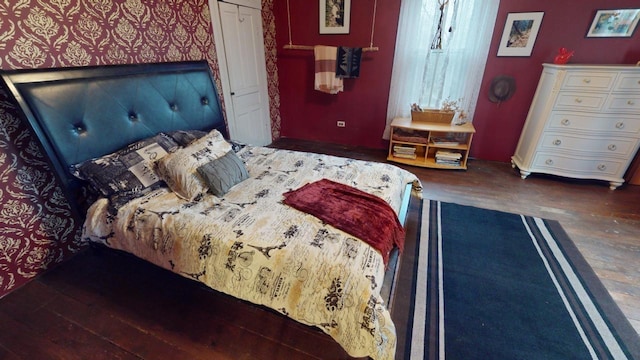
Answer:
[{"left": 1, "top": 138, "right": 638, "bottom": 359}]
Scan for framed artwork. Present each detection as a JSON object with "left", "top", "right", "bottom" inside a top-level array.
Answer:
[
  {"left": 586, "top": 9, "right": 640, "bottom": 38},
  {"left": 320, "top": 0, "right": 350, "bottom": 34},
  {"left": 497, "top": 12, "right": 544, "bottom": 57}
]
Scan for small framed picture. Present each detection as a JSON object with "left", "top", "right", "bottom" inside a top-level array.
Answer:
[
  {"left": 497, "top": 12, "right": 544, "bottom": 57},
  {"left": 320, "top": 0, "right": 350, "bottom": 34},
  {"left": 586, "top": 9, "right": 640, "bottom": 38}
]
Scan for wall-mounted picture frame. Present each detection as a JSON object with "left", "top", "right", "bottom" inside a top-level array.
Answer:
[
  {"left": 497, "top": 12, "right": 544, "bottom": 57},
  {"left": 320, "top": 0, "right": 350, "bottom": 34},
  {"left": 586, "top": 9, "right": 640, "bottom": 38}
]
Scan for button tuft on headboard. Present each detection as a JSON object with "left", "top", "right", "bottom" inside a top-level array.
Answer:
[
  {"left": 170, "top": 103, "right": 178, "bottom": 111},
  {"left": 129, "top": 112, "right": 138, "bottom": 121},
  {"left": 72, "top": 122, "right": 86, "bottom": 134},
  {"left": 201, "top": 97, "right": 209, "bottom": 105}
]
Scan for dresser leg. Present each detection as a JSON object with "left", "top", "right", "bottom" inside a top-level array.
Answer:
[
  {"left": 609, "top": 181, "right": 623, "bottom": 190},
  {"left": 511, "top": 160, "right": 529, "bottom": 179}
]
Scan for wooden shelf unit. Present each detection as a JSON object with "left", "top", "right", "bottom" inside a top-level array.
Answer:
[{"left": 387, "top": 117, "right": 475, "bottom": 169}]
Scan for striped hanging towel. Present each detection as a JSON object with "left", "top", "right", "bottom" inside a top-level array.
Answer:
[{"left": 314, "top": 45, "right": 343, "bottom": 94}]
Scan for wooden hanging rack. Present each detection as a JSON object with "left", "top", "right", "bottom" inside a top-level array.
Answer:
[
  {"left": 283, "top": 0, "right": 380, "bottom": 52},
  {"left": 283, "top": 44, "right": 379, "bottom": 52}
]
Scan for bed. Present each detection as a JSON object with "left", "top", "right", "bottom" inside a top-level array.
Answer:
[{"left": 1, "top": 61, "right": 421, "bottom": 360}]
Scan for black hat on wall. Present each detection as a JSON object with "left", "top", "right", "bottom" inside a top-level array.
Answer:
[{"left": 488, "top": 75, "right": 516, "bottom": 103}]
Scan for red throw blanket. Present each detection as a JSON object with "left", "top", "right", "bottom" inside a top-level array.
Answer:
[{"left": 282, "top": 179, "right": 405, "bottom": 265}]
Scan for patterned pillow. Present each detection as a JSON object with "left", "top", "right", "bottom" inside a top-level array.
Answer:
[
  {"left": 167, "top": 129, "right": 208, "bottom": 147},
  {"left": 196, "top": 150, "right": 249, "bottom": 196},
  {"left": 229, "top": 139, "right": 247, "bottom": 153},
  {"left": 168, "top": 129, "right": 247, "bottom": 154},
  {"left": 71, "top": 133, "right": 179, "bottom": 197},
  {"left": 155, "top": 129, "right": 232, "bottom": 200}
]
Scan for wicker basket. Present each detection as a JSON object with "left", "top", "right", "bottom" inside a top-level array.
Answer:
[{"left": 411, "top": 109, "right": 455, "bottom": 124}]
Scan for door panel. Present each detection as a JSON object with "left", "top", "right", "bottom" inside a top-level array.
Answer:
[{"left": 218, "top": 1, "right": 271, "bottom": 146}]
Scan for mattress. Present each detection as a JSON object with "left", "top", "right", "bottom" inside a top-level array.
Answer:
[{"left": 82, "top": 145, "right": 421, "bottom": 360}]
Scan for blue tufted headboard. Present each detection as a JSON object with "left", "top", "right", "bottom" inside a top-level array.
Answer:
[{"left": 1, "top": 61, "right": 227, "bottom": 216}]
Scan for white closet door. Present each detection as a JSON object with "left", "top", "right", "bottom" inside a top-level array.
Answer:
[{"left": 217, "top": 1, "right": 272, "bottom": 146}]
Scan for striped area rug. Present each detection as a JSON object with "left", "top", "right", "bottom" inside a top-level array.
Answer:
[{"left": 404, "top": 201, "right": 640, "bottom": 360}]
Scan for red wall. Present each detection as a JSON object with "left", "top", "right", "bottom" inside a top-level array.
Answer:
[
  {"left": 274, "top": 0, "right": 640, "bottom": 161},
  {"left": 474, "top": 0, "right": 640, "bottom": 161},
  {"left": 274, "top": 0, "right": 401, "bottom": 149}
]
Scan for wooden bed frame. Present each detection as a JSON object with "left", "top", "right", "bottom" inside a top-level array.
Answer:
[{"left": 1, "top": 60, "right": 411, "bottom": 324}]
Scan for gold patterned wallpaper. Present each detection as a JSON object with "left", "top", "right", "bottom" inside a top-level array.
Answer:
[
  {"left": 0, "top": 0, "right": 280, "bottom": 297},
  {"left": 1, "top": 0, "right": 217, "bottom": 68}
]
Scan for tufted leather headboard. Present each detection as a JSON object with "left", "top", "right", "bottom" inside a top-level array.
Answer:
[{"left": 1, "top": 61, "right": 227, "bottom": 216}]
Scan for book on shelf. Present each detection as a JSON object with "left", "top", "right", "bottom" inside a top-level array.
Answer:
[
  {"left": 393, "top": 145, "right": 416, "bottom": 154},
  {"left": 435, "top": 150, "right": 462, "bottom": 159},
  {"left": 436, "top": 159, "right": 461, "bottom": 166},
  {"left": 393, "top": 152, "right": 417, "bottom": 159},
  {"left": 436, "top": 155, "right": 462, "bottom": 161},
  {"left": 435, "top": 150, "right": 462, "bottom": 166},
  {"left": 430, "top": 136, "right": 460, "bottom": 146}
]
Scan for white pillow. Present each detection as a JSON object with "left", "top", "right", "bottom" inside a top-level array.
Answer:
[{"left": 155, "top": 129, "right": 232, "bottom": 200}]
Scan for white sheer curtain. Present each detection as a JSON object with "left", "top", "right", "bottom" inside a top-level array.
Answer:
[{"left": 383, "top": 0, "right": 500, "bottom": 138}]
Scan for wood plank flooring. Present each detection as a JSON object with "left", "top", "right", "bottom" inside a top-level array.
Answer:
[{"left": 1, "top": 138, "right": 638, "bottom": 359}]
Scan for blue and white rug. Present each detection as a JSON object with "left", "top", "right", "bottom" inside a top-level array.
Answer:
[{"left": 404, "top": 201, "right": 640, "bottom": 360}]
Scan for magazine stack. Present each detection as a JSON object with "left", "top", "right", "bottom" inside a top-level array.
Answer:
[
  {"left": 435, "top": 150, "right": 462, "bottom": 166},
  {"left": 393, "top": 145, "right": 417, "bottom": 159}
]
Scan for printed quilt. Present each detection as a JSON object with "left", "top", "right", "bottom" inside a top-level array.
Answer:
[{"left": 82, "top": 146, "right": 421, "bottom": 360}]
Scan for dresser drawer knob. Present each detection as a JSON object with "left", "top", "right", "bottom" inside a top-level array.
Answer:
[
  {"left": 561, "top": 118, "right": 571, "bottom": 126},
  {"left": 553, "top": 139, "right": 562, "bottom": 146},
  {"left": 574, "top": 98, "right": 583, "bottom": 103},
  {"left": 545, "top": 159, "right": 554, "bottom": 165},
  {"left": 615, "top": 122, "right": 625, "bottom": 129},
  {"left": 597, "top": 164, "right": 607, "bottom": 171},
  {"left": 608, "top": 144, "right": 617, "bottom": 151},
  {"left": 583, "top": 78, "right": 591, "bottom": 84},
  {"left": 628, "top": 100, "right": 636, "bottom": 106}
]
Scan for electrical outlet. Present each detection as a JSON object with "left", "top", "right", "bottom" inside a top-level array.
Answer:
[{"left": 337, "top": 121, "right": 346, "bottom": 127}]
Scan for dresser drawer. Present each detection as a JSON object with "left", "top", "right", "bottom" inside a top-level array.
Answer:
[
  {"left": 540, "top": 132, "right": 639, "bottom": 158},
  {"left": 548, "top": 112, "right": 640, "bottom": 135},
  {"left": 613, "top": 74, "right": 640, "bottom": 93},
  {"left": 533, "top": 152, "right": 624, "bottom": 177},
  {"left": 561, "top": 71, "right": 616, "bottom": 91},
  {"left": 554, "top": 92, "right": 607, "bottom": 111},
  {"left": 604, "top": 95, "right": 640, "bottom": 113}
]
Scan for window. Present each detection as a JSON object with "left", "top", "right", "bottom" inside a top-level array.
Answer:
[{"left": 384, "top": 0, "right": 500, "bottom": 138}]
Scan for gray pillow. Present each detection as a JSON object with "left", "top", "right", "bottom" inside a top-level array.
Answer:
[{"left": 196, "top": 151, "right": 249, "bottom": 196}]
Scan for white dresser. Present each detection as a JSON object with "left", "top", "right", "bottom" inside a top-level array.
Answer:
[{"left": 512, "top": 64, "right": 640, "bottom": 189}]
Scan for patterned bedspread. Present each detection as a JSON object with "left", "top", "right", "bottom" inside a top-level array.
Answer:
[{"left": 82, "top": 146, "right": 421, "bottom": 360}]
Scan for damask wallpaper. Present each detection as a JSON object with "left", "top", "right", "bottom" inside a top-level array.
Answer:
[{"left": 0, "top": 0, "right": 280, "bottom": 297}]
